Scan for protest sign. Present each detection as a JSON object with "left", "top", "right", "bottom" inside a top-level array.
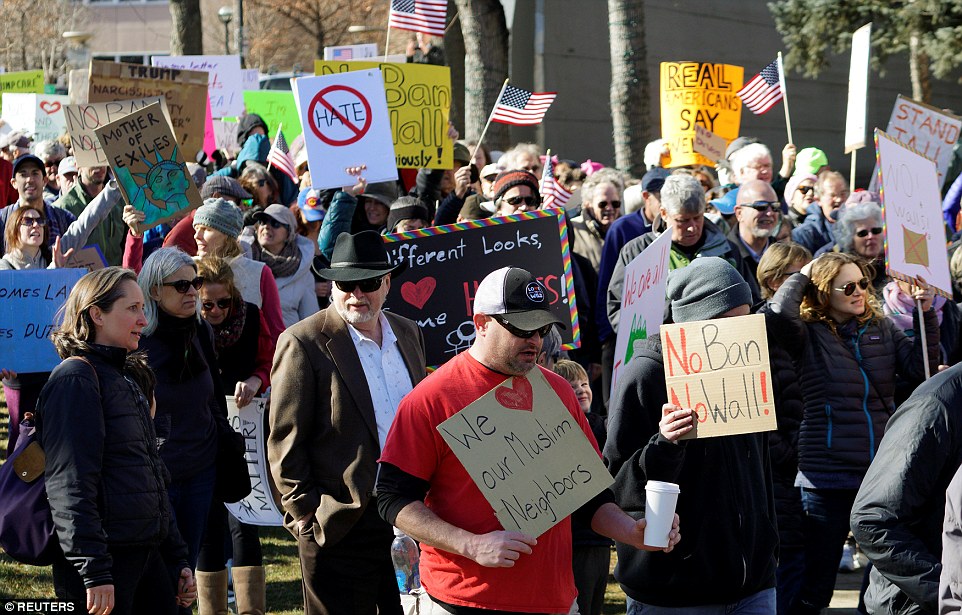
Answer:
[
  {"left": 437, "top": 366, "right": 613, "bottom": 537},
  {"left": 294, "top": 69, "right": 397, "bottom": 189},
  {"left": 693, "top": 124, "right": 727, "bottom": 163},
  {"left": 87, "top": 60, "right": 209, "bottom": 160},
  {"left": 874, "top": 95, "right": 961, "bottom": 188},
  {"left": 68, "top": 69, "right": 89, "bottom": 105},
  {"left": 382, "top": 209, "right": 579, "bottom": 367},
  {"left": 242, "top": 68, "right": 259, "bottom": 91},
  {"left": 315, "top": 60, "right": 452, "bottom": 169},
  {"left": 324, "top": 43, "right": 379, "bottom": 61},
  {"left": 1, "top": 93, "right": 70, "bottom": 142},
  {"left": 63, "top": 97, "right": 170, "bottom": 168},
  {"left": 212, "top": 118, "right": 238, "bottom": 155},
  {"left": 243, "top": 90, "right": 302, "bottom": 142},
  {"left": 65, "top": 246, "right": 107, "bottom": 271},
  {"left": 660, "top": 313, "right": 777, "bottom": 439},
  {"left": 844, "top": 23, "right": 872, "bottom": 153},
  {"left": 224, "top": 397, "right": 284, "bottom": 526},
  {"left": 0, "top": 70, "right": 45, "bottom": 115},
  {"left": 95, "top": 101, "right": 203, "bottom": 233},
  {"left": 152, "top": 54, "right": 244, "bottom": 118},
  {"left": 660, "top": 62, "right": 744, "bottom": 167},
  {"left": 611, "top": 230, "right": 671, "bottom": 396},
  {"left": 0, "top": 269, "right": 85, "bottom": 373},
  {"left": 876, "top": 129, "right": 953, "bottom": 297}
]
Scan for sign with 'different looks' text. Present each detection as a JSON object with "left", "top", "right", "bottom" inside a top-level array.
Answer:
[
  {"left": 0, "top": 269, "right": 86, "bottom": 373},
  {"left": 437, "top": 367, "right": 613, "bottom": 537},
  {"left": 225, "top": 397, "right": 283, "bottom": 526},
  {"left": 660, "top": 313, "right": 777, "bottom": 439}
]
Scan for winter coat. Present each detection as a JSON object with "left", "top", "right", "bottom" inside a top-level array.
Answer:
[
  {"left": 603, "top": 335, "right": 777, "bottom": 607},
  {"left": 53, "top": 182, "right": 126, "bottom": 266},
  {"left": 941, "top": 465, "right": 962, "bottom": 615},
  {"left": 768, "top": 273, "right": 939, "bottom": 480},
  {"left": 242, "top": 233, "right": 319, "bottom": 328},
  {"left": 37, "top": 345, "right": 188, "bottom": 587},
  {"left": 850, "top": 363, "right": 962, "bottom": 615},
  {"left": 790, "top": 208, "right": 835, "bottom": 255}
]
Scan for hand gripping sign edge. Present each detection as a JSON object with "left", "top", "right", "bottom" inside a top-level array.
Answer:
[{"left": 308, "top": 84, "right": 373, "bottom": 147}]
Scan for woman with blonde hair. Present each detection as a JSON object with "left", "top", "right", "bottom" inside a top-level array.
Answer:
[
  {"left": 756, "top": 241, "right": 813, "bottom": 299},
  {"left": 768, "top": 252, "right": 938, "bottom": 614},
  {"left": 39, "top": 267, "right": 196, "bottom": 614}
]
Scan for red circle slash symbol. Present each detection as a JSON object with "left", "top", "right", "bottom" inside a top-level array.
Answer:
[{"left": 308, "top": 85, "right": 372, "bottom": 147}]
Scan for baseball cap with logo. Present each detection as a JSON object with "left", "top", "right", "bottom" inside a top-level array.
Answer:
[{"left": 473, "top": 267, "right": 566, "bottom": 332}]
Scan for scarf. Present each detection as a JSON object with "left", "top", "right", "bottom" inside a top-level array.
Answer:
[
  {"left": 252, "top": 238, "right": 301, "bottom": 279},
  {"left": 212, "top": 298, "right": 247, "bottom": 352},
  {"left": 882, "top": 280, "right": 945, "bottom": 333},
  {"left": 154, "top": 309, "right": 208, "bottom": 383}
]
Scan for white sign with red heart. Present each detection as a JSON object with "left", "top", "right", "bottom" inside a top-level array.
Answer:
[{"left": 1, "top": 93, "right": 71, "bottom": 142}]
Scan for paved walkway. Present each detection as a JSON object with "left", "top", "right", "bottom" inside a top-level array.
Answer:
[{"left": 828, "top": 552, "right": 869, "bottom": 614}]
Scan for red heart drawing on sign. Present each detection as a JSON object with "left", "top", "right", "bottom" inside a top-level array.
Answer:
[
  {"left": 39, "top": 101, "right": 61, "bottom": 115},
  {"left": 400, "top": 277, "right": 436, "bottom": 309},
  {"left": 495, "top": 376, "right": 533, "bottom": 411}
]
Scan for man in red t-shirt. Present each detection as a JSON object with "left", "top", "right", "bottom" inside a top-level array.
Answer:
[{"left": 377, "top": 267, "right": 680, "bottom": 614}]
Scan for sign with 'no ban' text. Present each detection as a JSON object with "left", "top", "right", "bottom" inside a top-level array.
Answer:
[
  {"left": 294, "top": 69, "right": 396, "bottom": 190},
  {"left": 660, "top": 313, "right": 777, "bottom": 439}
]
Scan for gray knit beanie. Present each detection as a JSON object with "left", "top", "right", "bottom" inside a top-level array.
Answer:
[
  {"left": 666, "top": 257, "right": 752, "bottom": 323},
  {"left": 193, "top": 198, "right": 244, "bottom": 239}
]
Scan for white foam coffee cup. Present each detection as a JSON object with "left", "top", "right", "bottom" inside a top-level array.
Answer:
[{"left": 643, "top": 480, "right": 680, "bottom": 548}]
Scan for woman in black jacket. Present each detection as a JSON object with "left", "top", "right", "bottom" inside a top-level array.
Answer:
[{"left": 39, "top": 267, "right": 196, "bottom": 615}]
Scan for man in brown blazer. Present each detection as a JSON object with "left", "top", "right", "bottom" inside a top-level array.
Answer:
[{"left": 268, "top": 230, "right": 426, "bottom": 615}]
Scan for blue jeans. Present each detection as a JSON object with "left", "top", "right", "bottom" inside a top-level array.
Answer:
[
  {"left": 793, "top": 487, "right": 859, "bottom": 614},
  {"left": 776, "top": 547, "right": 805, "bottom": 615},
  {"left": 626, "top": 588, "right": 776, "bottom": 614},
  {"left": 166, "top": 463, "right": 217, "bottom": 571}
]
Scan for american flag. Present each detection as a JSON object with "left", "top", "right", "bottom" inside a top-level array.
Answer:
[
  {"left": 267, "top": 128, "right": 298, "bottom": 184},
  {"left": 491, "top": 85, "right": 557, "bottom": 126},
  {"left": 737, "top": 59, "right": 784, "bottom": 115},
  {"left": 388, "top": 0, "right": 448, "bottom": 37},
  {"left": 331, "top": 48, "right": 353, "bottom": 60},
  {"left": 540, "top": 155, "right": 572, "bottom": 209}
]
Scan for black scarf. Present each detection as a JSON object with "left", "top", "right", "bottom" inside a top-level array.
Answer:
[{"left": 155, "top": 309, "right": 208, "bottom": 383}]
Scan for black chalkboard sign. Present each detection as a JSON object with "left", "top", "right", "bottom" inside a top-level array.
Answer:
[{"left": 382, "top": 209, "right": 580, "bottom": 367}]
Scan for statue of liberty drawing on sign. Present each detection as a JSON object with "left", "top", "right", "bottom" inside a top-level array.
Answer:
[{"left": 114, "top": 145, "right": 193, "bottom": 229}]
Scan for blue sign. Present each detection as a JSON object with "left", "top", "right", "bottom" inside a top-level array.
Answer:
[{"left": 0, "top": 269, "right": 85, "bottom": 374}]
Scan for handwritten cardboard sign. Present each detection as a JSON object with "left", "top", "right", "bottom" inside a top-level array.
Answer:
[
  {"left": 660, "top": 313, "right": 777, "bottom": 439},
  {"left": 437, "top": 367, "right": 613, "bottom": 537},
  {"left": 152, "top": 54, "right": 244, "bottom": 118},
  {"left": 95, "top": 101, "right": 203, "bottom": 233},
  {"left": 1, "top": 93, "right": 70, "bottom": 142},
  {"left": 660, "top": 62, "right": 743, "bottom": 168},
  {"left": 693, "top": 124, "right": 727, "bottom": 163},
  {"left": 63, "top": 97, "right": 170, "bottom": 168},
  {"left": 877, "top": 95, "right": 962, "bottom": 187},
  {"left": 0, "top": 269, "right": 85, "bottom": 373},
  {"left": 876, "top": 129, "right": 953, "bottom": 298},
  {"left": 382, "top": 209, "right": 580, "bottom": 367},
  {"left": 315, "top": 60, "right": 452, "bottom": 169},
  {"left": 224, "top": 397, "right": 284, "bottom": 526},
  {"left": 294, "top": 69, "right": 397, "bottom": 190},
  {"left": 87, "top": 60, "right": 209, "bottom": 160},
  {"left": 612, "top": 230, "right": 671, "bottom": 395},
  {"left": 243, "top": 90, "right": 303, "bottom": 142},
  {"left": 64, "top": 245, "right": 107, "bottom": 271},
  {"left": 0, "top": 70, "right": 45, "bottom": 115}
]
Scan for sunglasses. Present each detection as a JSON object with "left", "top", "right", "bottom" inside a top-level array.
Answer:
[
  {"left": 20, "top": 216, "right": 46, "bottom": 227},
  {"left": 491, "top": 314, "right": 554, "bottom": 339},
  {"left": 798, "top": 185, "right": 815, "bottom": 195},
  {"left": 739, "top": 200, "right": 779, "bottom": 213},
  {"left": 257, "top": 217, "right": 288, "bottom": 230},
  {"left": 596, "top": 200, "right": 622, "bottom": 209},
  {"left": 335, "top": 276, "right": 385, "bottom": 293},
  {"left": 855, "top": 227, "right": 883, "bottom": 238},
  {"left": 505, "top": 195, "right": 539, "bottom": 207},
  {"left": 45, "top": 159, "right": 62, "bottom": 169},
  {"left": 162, "top": 276, "right": 205, "bottom": 294},
  {"left": 834, "top": 277, "right": 870, "bottom": 296},
  {"left": 202, "top": 298, "right": 232, "bottom": 311}
]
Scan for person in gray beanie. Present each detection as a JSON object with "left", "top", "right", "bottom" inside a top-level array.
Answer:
[
  {"left": 604, "top": 256, "right": 777, "bottom": 613},
  {"left": 194, "top": 198, "right": 244, "bottom": 243}
]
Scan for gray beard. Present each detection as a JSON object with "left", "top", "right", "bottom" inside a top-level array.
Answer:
[{"left": 336, "top": 305, "right": 377, "bottom": 325}]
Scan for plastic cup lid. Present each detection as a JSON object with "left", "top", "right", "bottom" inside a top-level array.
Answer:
[{"left": 645, "top": 480, "right": 680, "bottom": 494}]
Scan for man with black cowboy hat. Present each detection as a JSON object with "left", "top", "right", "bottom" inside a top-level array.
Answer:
[
  {"left": 268, "top": 230, "right": 426, "bottom": 615},
  {"left": 376, "top": 266, "right": 679, "bottom": 614}
]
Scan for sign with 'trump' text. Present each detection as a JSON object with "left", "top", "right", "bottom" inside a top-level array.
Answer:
[{"left": 660, "top": 313, "right": 777, "bottom": 439}]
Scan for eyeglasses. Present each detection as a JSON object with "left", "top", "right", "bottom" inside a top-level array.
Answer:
[
  {"left": 490, "top": 314, "right": 554, "bottom": 339},
  {"left": 834, "top": 277, "right": 870, "bottom": 296},
  {"left": 798, "top": 185, "right": 815, "bottom": 195},
  {"left": 855, "top": 227, "right": 883, "bottom": 238},
  {"left": 162, "top": 276, "right": 205, "bottom": 294},
  {"left": 739, "top": 200, "right": 779, "bottom": 213},
  {"left": 257, "top": 217, "right": 288, "bottom": 230},
  {"left": 505, "top": 195, "right": 539, "bottom": 207},
  {"left": 20, "top": 216, "right": 46, "bottom": 227},
  {"left": 335, "top": 276, "right": 385, "bottom": 294},
  {"left": 202, "top": 298, "right": 232, "bottom": 311},
  {"left": 596, "top": 200, "right": 622, "bottom": 210},
  {"left": 45, "top": 159, "right": 62, "bottom": 169}
]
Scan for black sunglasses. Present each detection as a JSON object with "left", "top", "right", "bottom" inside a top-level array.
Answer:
[
  {"left": 505, "top": 195, "right": 539, "bottom": 207},
  {"left": 739, "top": 200, "right": 779, "bottom": 213},
  {"left": 202, "top": 298, "right": 232, "bottom": 311},
  {"left": 491, "top": 314, "right": 554, "bottom": 339},
  {"left": 20, "top": 216, "right": 46, "bottom": 227},
  {"left": 798, "top": 185, "right": 815, "bottom": 195},
  {"left": 335, "top": 276, "right": 385, "bottom": 294},
  {"left": 855, "top": 227, "right": 883, "bottom": 238},
  {"left": 257, "top": 217, "right": 288, "bottom": 230},
  {"left": 596, "top": 200, "right": 622, "bottom": 209},
  {"left": 834, "top": 277, "right": 870, "bottom": 296},
  {"left": 162, "top": 276, "right": 205, "bottom": 294}
]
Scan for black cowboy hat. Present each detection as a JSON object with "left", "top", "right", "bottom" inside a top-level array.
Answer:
[{"left": 312, "top": 230, "right": 407, "bottom": 282}]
